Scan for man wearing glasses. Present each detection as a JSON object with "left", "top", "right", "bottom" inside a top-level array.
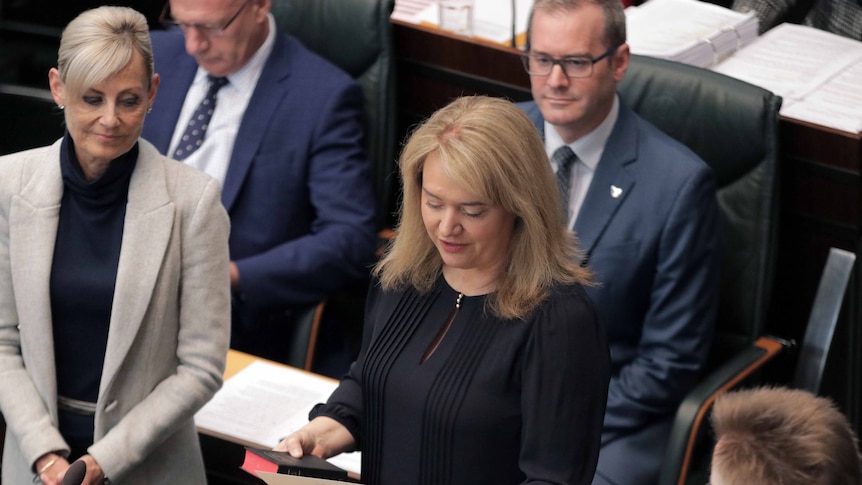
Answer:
[
  {"left": 518, "top": 0, "right": 719, "bottom": 483},
  {"left": 142, "top": 0, "right": 376, "bottom": 364}
]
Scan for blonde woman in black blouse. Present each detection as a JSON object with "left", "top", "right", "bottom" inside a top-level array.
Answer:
[{"left": 277, "top": 96, "right": 610, "bottom": 485}]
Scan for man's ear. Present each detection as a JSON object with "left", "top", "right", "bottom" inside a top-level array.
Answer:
[{"left": 611, "top": 43, "right": 630, "bottom": 83}]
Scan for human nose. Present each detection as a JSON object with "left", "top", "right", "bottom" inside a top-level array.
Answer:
[
  {"left": 99, "top": 103, "right": 120, "bottom": 127},
  {"left": 547, "top": 63, "right": 570, "bottom": 88},
  {"left": 184, "top": 27, "right": 208, "bottom": 56},
  {"left": 439, "top": 209, "right": 463, "bottom": 237}
]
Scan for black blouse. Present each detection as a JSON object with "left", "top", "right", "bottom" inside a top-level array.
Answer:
[{"left": 313, "top": 276, "right": 610, "bottom": 485}]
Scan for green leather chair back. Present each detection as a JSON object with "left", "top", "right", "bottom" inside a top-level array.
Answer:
[
  {"left": 618, "top": 55, "right": 782, "bottom": 485},
  {"left": 619, "top": 54, "right": 781, "bottom": 368},
  {"left": 271, "top": 0, "right": 397, "bottom": 229}
]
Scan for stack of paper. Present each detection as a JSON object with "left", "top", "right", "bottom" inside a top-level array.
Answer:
[
  {"left": 712, "top": 23, "right": 862, "bottom": 134},
  {"left": 391, "top": 0, "right": 436, "bottom": 24},
  {"left": 626, "top": 0, "right": 759, "bottom": 68}
]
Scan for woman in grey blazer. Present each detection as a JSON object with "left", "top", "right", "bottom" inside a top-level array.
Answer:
[{"left": 0, "top": 6, "right": 230, "bottom": 484}]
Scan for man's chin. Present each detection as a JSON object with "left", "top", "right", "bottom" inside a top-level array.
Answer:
[
  {"left": 198, "top": 60, "right": 227, "bottom": 77},
  {"left": 541, "top": 110, "right": 579, "bottom": 128}
]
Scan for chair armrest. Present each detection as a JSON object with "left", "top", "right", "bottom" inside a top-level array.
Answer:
[
  {"left": 285, "top": 301, "right": 327, "bottom": 371},
  {"left": 658, "top": 336, "right": 787, "bottom": 485}
]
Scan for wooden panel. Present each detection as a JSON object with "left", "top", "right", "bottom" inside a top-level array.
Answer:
[{"left": 766, "top": 121, "right": 861, "bottom": 428}]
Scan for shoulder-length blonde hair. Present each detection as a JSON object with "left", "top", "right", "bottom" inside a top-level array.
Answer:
[
  {"left": 376, "top": 96, "right": 591, "bottom": 320},
  {"left": 57, "top": 6, "right": 154, "bottom": 98}
]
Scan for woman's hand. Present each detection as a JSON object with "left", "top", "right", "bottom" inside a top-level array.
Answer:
[
  {"left": 36, "top": 454, "right": 105, "bottom": 485},
  {"left": 77, "top": 455, "right": 106, "bottom": 485},
  {"left": 274, "top": 416, "right": 355, "bottom": 459},
  {"left": 35, "top": 453, "right": 69, "bottom": 485}
]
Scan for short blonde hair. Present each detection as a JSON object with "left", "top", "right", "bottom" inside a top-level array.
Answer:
[
  {"left": 711, "top": 387, "right": 862, "bottom": 485},
  {"left": 57, "top": 6, "right": 154, "bottom": 98},
  {"left": 376, "top": 96, "right": 590, "bottom": 320}
]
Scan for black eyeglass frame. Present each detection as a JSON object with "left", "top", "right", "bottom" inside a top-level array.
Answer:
[
  {"left": 521, "top": 45, "right": 619, "bottom": 79},
  {"left": 159, "top": 0, "right": 250, "bottom": 37}
]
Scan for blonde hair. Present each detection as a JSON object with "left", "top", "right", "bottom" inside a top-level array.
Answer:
[
  {"left": 57, "top": 6, "right": 154, "bottom": 98},
  {"left": 711, "top": 387, "right": 862, "bottom": 485},
  {"left": 375, "top": 96, "right": 591, "bottom": 320}
]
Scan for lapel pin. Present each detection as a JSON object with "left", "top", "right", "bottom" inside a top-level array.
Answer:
[{"left": 610, "top": 185, "right": 623, "bottom": 199}]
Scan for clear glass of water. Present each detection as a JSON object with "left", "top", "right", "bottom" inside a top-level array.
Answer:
[{"left": 438, "top": 0, "right": 474, "bottom": 37}]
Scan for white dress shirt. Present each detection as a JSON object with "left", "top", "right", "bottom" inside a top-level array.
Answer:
[
  {"left": 545, "top": 95, "right": 620, "bottom": 229},
  {"left": 168, "top": 14, "right": 277, "bottom": 186}
]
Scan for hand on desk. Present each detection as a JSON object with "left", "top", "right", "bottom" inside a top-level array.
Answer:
[{"left": 274, "top": 416, "right": 355, "bottom": 460}]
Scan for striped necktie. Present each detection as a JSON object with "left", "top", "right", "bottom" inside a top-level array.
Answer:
[{"left": 553, "top": 145, "right": 577, "bottom": 221}]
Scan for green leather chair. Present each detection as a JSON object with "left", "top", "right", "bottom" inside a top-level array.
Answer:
[
  {"left": 268, "top": 0, "right": 396, "bottom": 371},
  {"left": 617, "top": 55, "right": 785, "bottom": 485},
  {"left": 271, "top": 0, "right": 397, "bottom": 229}
]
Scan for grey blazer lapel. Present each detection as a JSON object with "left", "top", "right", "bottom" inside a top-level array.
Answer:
[
  {"left": 9, "top": 141, "right": 64, "bottom": 404},
  {"left": 101, "top": 141, "right": 175, "bottom": 388}
]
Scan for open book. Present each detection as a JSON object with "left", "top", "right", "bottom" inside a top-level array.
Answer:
[
  {"left": 194, "top": 359, "right": 362, "bottom": 477},
  {"left": 625, "top": 0, "right": 759, "bottom": 68}
]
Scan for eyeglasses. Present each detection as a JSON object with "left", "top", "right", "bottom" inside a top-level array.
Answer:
[
  {"left": 159, "top": 0, "right": 250, "bottom": 37},
  {"left": 521, "top": 46, "right": 618, "bottom": 79}
]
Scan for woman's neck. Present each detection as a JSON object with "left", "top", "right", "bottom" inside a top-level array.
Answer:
[
  {"left": 76, "top": 155, "right": 111, "bottom": 181},
  {"left": 442, "top": 266, "right": 501, "bottom": 296}
]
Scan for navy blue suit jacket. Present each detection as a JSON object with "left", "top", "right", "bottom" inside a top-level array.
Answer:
[
  {"left": 519, "top": 99, "right": 719, "bottom": 483},
  {"left": 143, "top": 29, "right": 376, "bottom": 358}
]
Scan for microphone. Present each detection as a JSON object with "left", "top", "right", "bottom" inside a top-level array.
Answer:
[
  {"left": 511, "top": 0, "right": 516, "bottom": 48},
  {"left": 61, "top": 460, "right": 86, "bottom": 485}
]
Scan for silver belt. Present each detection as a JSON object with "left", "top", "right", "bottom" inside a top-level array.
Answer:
[{"left": 57, "top": 396, "right": 97, "bottom": 416}]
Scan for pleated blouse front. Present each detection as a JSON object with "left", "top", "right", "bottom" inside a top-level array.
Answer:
[{"left": 313, "top": 276, "right": 609, "bottom": 485}]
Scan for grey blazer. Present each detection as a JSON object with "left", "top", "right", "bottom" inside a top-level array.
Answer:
[{"left": 0, "top": 138, "right": 231, "bottom": 484}]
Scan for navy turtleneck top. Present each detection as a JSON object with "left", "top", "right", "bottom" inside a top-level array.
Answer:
[{"left": 50, "top": 132, "right": 138, "bottom": 448}]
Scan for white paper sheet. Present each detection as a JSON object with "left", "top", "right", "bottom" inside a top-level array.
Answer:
[
  {"left": 711, "top": 23, "right": 862, "bottom": 133},
  {"left": 194, "top": 361, "right": 362, "bottom": 475}
]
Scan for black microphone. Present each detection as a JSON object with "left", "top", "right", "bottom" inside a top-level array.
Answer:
[
  {"left": 511, "top": 0, "right": 517, "bottom": 48},
  {"left": 61, "top": 460, "right": 86, "bottom": 485}
]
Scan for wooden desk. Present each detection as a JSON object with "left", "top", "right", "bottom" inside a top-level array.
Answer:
[{"left": 393, "top": 20, "right": 862, "bottom": 432}]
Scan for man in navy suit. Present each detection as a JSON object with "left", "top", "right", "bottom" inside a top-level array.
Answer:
[
  {"left": 518, "top": 0, "right": 719, "bottom": 483},
  {"left": 142, "top": 0, "right": 376, "bottom": 362}
]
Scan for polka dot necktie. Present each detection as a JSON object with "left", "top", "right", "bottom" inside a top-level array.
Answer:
[{"left": 172, "top": 76, "right": 228, "bottom": 161}]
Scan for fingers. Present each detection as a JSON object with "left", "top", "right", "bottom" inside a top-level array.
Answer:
[
  {"left": 79, "top": 455, "right": 105, "bottom": 485},
  {"left": 274, "top": 432, "right": 308, "bottom": 458}
]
